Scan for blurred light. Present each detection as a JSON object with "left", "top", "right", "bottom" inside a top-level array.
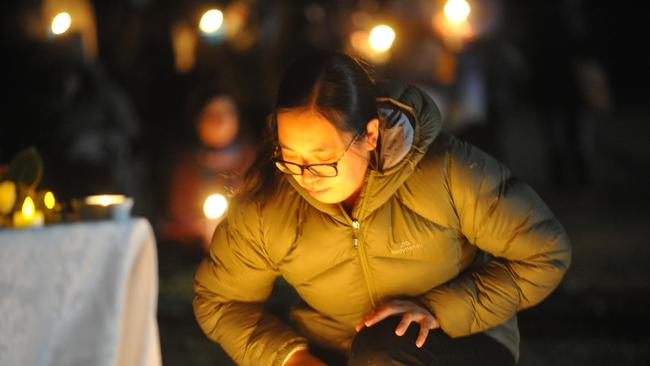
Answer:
[
  {"left": 85, "top": 194, "right": 126, "bottom": 207},
  {"left": 171, "top": 22, "right": 197, "bottom": 73},
  {"left": 0, "top": 180, "right": 16, "bottom": 215},
  {"left": 368, "top": 25, "right": 395, "bottom": 52},
  {"left": 44, "top": 191, "right": 56, "bottom": 210},
  {"left": 22, "top": 197, "right": 35, "bottom": 219},
  {"left": 203, "top": 194, "right": 228, "bottom": 219},
  {"left": 350, "top": 30, "right": 369, "bottom": 53},
  {"left": 51, "top": 12, "right": 72, "bottom": 35},
  {"left": 199, "top": 9, "right": 224, "bottom": 34},
  {"left": 444, "top": 0, "right": 471, "bottom": 24}
]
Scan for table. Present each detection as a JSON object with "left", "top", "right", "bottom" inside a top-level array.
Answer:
[{"left": 0, "top": 218, "right": 162, "bottom": 366}]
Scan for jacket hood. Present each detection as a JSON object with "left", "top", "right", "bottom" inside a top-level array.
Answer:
[{"left": 287, "top": 81, "right": 443, "bottom": 221}]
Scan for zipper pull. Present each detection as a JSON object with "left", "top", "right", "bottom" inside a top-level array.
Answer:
[{"left": 352, "top": 220, "right": 360, "bottom": 249}]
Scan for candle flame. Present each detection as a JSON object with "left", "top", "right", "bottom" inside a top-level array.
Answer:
[
  {"left": 85, "top": 194, "right": 126, "bottom": 206},
  {"left": 44, "top": 191, "right": 56, "bottom": 209},
  {"left": 22, "top": 197, "right": 35, "bottom": 219},
  {"left": 99, "top": 195, "right": 111, "bottom": 206}
]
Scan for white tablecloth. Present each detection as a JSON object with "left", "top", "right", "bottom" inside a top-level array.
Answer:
[{"left": 0, "top": 218, "right": 162, "bottom": 366}]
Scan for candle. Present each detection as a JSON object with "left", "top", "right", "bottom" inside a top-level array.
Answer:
[
  {"left": 13, "top": 197, "right": 45, "bottom": 228},
  {"left": 82, "top": 194, "right": 133, "bottom": 221},
  {"left": 42, "top": 190, "right": 62, "bottom": 224},
  {"left": 44, "top": 191, "right": 56, "bottom": 209},
  {"left": 85, "top": 194, "right": 125, "bottom": 206}
]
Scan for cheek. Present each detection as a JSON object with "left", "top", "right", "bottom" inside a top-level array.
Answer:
[{"left": 335, "top": 159, "right": 367, "bottom": 191}]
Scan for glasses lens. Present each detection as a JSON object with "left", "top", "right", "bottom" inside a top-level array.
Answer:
[
  {"left": 275, "top": 161, "right": 302, "bottom": 175},
  {"left": 308, "top": 165, "right": 338, "bottom": 177}
]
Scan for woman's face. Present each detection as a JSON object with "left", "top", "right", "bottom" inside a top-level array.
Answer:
[
  {"left": 197, "top": 96, "right": 239, "bottom": 148},
  {"left": 277, "top": 108, "right": 373, "bottom": 205}
]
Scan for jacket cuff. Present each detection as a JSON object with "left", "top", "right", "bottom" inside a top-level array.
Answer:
[{"left": 273, "top": 339, "right": 309, "bottom": 366}]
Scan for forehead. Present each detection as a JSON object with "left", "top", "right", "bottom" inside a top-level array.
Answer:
[
  {"left": 204, "top": 96, "right": 236, "bottom": 112},
  {"left": 276, "top": 108, "right": 345, "bottom": 151}
]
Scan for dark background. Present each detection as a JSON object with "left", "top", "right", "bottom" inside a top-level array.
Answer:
[{"left": 2, "top": 1, "right": 649, "bottom": 365}]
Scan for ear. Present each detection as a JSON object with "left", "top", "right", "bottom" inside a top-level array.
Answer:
[{"left": 365, "top": 118, "right": 379, "bottom": 151}]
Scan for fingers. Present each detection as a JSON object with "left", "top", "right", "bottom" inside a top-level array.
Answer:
[
  {"left": 356, "top": 301, "right": 408, "bottom": 331},
  {"left": 394, "top": 313, "right": 415, "bottom": 336},
  {"left": 354, "top": 298, "right": 440, "bottom": 346},
  {"left": 415, "top": 323, "right": 431, "bottom": 348}
]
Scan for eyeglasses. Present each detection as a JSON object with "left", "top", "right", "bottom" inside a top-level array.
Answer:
[{"left": 273, "top": 135, "right": 360, "bottom": 178}]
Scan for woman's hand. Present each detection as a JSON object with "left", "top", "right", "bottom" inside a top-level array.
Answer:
[
  {"left": 283, "top": 349, "right": 327, "bottom": 366},
  {"left": 355, "top": 299, "right": 440, "bottom": 348}
]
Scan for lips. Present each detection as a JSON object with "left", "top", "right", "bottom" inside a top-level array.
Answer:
[{"left": 306, "top": 187, "right": 329, "bottom": 195}]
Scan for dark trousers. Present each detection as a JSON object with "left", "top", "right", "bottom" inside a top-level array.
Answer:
[{"left": 312, "top": 316, "right": 515, "bottom": 366}]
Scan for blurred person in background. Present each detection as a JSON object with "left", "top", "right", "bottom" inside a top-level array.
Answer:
[
  {"left": 160, "top": 84, "right": 255, "bottom": 250},
  {"left": 40, "top": 51, "right": 140, "bottom": 202},
  {"left": 517, "top": 0, "right": 602, "bottom": 189},
  {"left": 444, "top": 0, "right": 529, "bottom": 162},
  {"left": 1, "top": 0, "right": 141, "bottom": 205},
  {"left": 193, "top": 51, "right": 571, "bottom": 366}
]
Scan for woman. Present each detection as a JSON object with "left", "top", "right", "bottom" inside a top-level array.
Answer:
[
  {"left": 193, "top": 51, "right": 571, "bottom": 366},
  {"left": 161, "top": 90, "right": 255, "bottom": 249}
]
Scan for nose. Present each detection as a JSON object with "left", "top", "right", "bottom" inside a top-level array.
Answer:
[{"left": 300, "top": 169, "right": 320, "bottom": 185}]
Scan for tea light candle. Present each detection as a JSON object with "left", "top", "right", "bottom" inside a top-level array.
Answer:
[
  {"left": 85, "top": 194, "right": 125, "bottom": 206},
  {"left": 13, "top": 197, "right": 45, "bottom": 228},
  {"left": 82, "top": 194, "right": 133, "bottom": 221}
]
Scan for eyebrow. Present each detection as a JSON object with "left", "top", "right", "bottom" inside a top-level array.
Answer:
[{"left": 279, "top": 143, "right": 331, "bottom": 153}]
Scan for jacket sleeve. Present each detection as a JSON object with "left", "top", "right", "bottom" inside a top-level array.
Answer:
[
  {"left": 193, "top": 200, "right": 308, "bottom": 365},
  {"left": 418, "top": 136, "right": 572, "bottom": 337}
]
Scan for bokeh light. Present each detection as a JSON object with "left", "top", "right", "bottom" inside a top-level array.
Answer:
[
  {"left": 51, "top": 12, "right": 72, "bottom": 35},
  {"left": 368, "top": 24, "right": 395, "bottom": 52},
  {"left": 203, "top": 194, "right": 228, "bottom": 219},
  {"left": 444, "top": 0, "right": 471, "bottom": 24},
  {"left": 44, "top": 192, "right": 56, "bottom": 210},
  {"left": 22, "top": 197, "right": 35, "bottom": 219},
  {"left": 199, "top": 9, "right": 224, "bottom": 34}
]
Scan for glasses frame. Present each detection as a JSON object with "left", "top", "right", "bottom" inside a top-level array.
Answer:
[{"left": 273, "top": 135, "right": 360, "bottom": 178}]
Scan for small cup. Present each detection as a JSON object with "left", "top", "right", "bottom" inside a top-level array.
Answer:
[{"left": 81, "top": 195, "right": 134, "bottom": 221}]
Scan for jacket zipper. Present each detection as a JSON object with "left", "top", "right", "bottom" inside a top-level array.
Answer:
[
  {"left": 351, "top": 219, "right": 379, "bottom": 307},
  {"left": 340, "top": 171, "right": 379, "bottom": 306}
]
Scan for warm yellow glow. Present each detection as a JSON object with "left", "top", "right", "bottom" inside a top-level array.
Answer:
[
  {"left": 85, "top": 194, "right": 125, "bottom": 207},
  {"left": 172, "top": 22, "right": 198, "bottom": 73},
  {"left": 432, "top": 9, "right": 475, "bottom": 51},
  {"left": 22, "top": 197, "right": 35, "bottom": 219},
  {"left": 199, "top": 9, "right": 224, "bottom": 34},
  {"left": 368, "top": 25, "right": 395, "bottom": 52},
  {"left": 51, "top": 12, "right": 72, "bottom": 35},
  {"left": 203, "top": 194, "right": 228, "bottom": 219},
  {"left": 0, "top": 180, "right": 16, "bottom": 215},
  {"left": 444, "top": 0, "right": 471, "bottom": 24},
  {"left": 14, "top": 196, "right": 43, "bottom": 228},
  {"left": 44, "top": 191, "right": 56, "bottom": 210}
]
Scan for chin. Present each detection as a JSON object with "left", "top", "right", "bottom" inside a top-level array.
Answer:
[{"left": 311, "top": 192, "right": 344, "bottom": 204}]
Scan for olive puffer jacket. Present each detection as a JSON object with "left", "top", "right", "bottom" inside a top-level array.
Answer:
[{"left": 193, "top": 82, "right": 572, "bottom": 366}]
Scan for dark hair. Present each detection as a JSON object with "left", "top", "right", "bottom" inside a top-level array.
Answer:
[
  {"left": 183, "top": 78, "right": 235, "bottom": 145},
  {"left": 239, "top": 51, "right": 378, "bottom": 202}
]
